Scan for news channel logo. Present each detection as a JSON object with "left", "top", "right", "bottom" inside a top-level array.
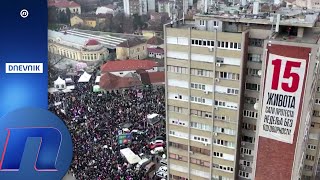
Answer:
[{"left": 0, "top": 108, "right": 73, "bottom": 180}]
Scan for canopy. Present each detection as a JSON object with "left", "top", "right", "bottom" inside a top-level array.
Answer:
[
  {"left": 147, "top": 113, "right": 159, "bottom": 119},
  {"left": 93, "top": 85, "right": 101, "bottom": 92},
  {"left": 78, "top": 72, "right": 92, "bottom": 83},
  {"left": 120, "top": 148, "right": 141, "bottom": 164},
  {"left": 62, "top": 88, "right": 72, "bottom": 93},
  {"left": 54, "top": 77, "right": 66, "bottom": 89}
]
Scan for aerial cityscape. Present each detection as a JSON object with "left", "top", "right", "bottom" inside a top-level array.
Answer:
[{"left": 47, "top": 0, "right": 320, "bottom": 179}]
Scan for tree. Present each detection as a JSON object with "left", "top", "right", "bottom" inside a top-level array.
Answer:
[
  {"left": 123, "top": 17, "right": 134, "bottom": 33},
  {"left": 111, "top": 13, "right": 124, "bottom": 33},
  {"left": 66, "top": 8, "right": 71, "bottom": 25},
  {"left": 48, "top": 7, "right": 58, "bottom": 24},
  {"left": 133, "top": 14, "right": 143, "bottom": 30}
]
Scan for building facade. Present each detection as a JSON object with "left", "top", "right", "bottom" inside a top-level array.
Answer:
[
  {"left": 116, "top": 38, "right": 147, "bottom": 60},
  {"left": 165, "top": 4, "right": 320, "bottom": 180},
  {"left": 48, "top": 30, "right": 109, "bottom": 61},
  {"left": 123, "top": 0, "right": 148, "bottom": 16}
]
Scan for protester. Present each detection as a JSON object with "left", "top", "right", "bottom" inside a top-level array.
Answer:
[{"left": 48, "top": 76, "right": 165, "bottom": 180}]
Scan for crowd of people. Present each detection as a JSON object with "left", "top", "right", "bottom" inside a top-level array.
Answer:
[{"left": 48, "top": 74, "right": 166, "bottom": 180}]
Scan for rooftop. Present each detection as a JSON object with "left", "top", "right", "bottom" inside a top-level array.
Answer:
[
  {"left": 48, "top": 0, "right": 80, "bottom": 8},
  {"left": 117, "top": 38, "right": 146, "bottom": 48},
  {"left": 101, "top": 60, "right": 157, "bottom": 73},
  {"left": 147, "top": 36, "right": 164, "bottom": 45},
  {"left": 195, "top": 4, "right": 320, "bottom": 27}
]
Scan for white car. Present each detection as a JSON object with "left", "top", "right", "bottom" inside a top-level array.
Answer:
[
  {"left": 158, "top": 166, "right": 167, "bottom": 172},
  {"left": 156, "top": 171, "right": 167, "bottom": 178}
]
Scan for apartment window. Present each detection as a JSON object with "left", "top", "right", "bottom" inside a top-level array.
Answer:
[
  {"left": 213, "top": 139, "right": 235, "bottom": 148},
  {"left": 190, "top": 158, "right": 210, "bottom": 167},
  {"left": 243, "top": 160, "right": 251, "bottom": 167},
  {"left": 248, "top": 54, "right": 262, "bottom": 62},
  {"left": 307, "top": 144, "right": 317, "bottom": 150},
  {"left": 216, "top": 57, "right": 224, "bottom": 63},
  {"left": 313, "top": 110, "right": 320, "bottom": 117},
  {"left": 215, "top": 100, "right": 226, "bottom": 107},
  {"left": 242, "top": 123, "right": 257, "bottom": 131},
  {"left": 216, "top": 71, "right": 240, "bottom": 80},
  {"left": 213, "top": 151, "right": 223, "bottom": 158},
  {"left": 170, "top": 119, "right": 187, "bottom": 126},
  {"left": 169, "top": 142, "right": 188, "bottom": 150},
  {"left": 239, "top": 171, "right": 249, "bottom": 178},
  {"left": 240, "top": 147, "right": 252, "bottom": 155},
  {"left": 227, "top": 88, "right": 239, "bottom": 95},
  {"left": 304, "top": 165, "right": 313, "bottom": 171},
  {"left": 243, "top": 110, "right": 258, "bottom": 119},
  {"left": 317, "top": 86, "right": 320, "bottom": 92},
  {"left": 213, "top": 126, "right": 236, "bottom": 135},
  {"left": 245, "top": 83, "right": 260, "bottom": 91},
  {"left": 191, "top": 109, "right": 212, "bottom": 118},
  {"left": 213, "top": 21, "right": 218, "bottom": 26},
  {"left": 168, "top": 106, "right": 186, "bottom": 114},
  {"left": 191, "top": 83, "right": 206, "bottom": 90},
  {"left": 190, "top": 146, "right": 210, "bottom": 156},
  {"left": 191, "top": 68, "right": 213, "bottom": 77},
  {"left": 242, "top": 135, "right": 255, "bottom": 144},
  {"left": 247, "top": 68, "right": 260, "bottom": 76},
  {"left": 191, "top": 96, "right": 206, "bottom": 104},
  {"left": 315, "top": 99, "right": 320, "bottom": 105},
  {"left": 191, "top": 122, "right": 211, "bottom": 131},
  {"left": 249, "top": 38, "right": 263, "bottom": 47},
  {"left": 170, "top": 153, "right": 188, "bottom": 162},
  {"left": 306, "top": 155, "right": 315, "bottom": 161},
  {"left": 212, "top": 163, "right": 234, "bottom": 172},
  {"left": 200, "top": 20, "right": 205, "bottom": 26},
  {"left": 167, "top": 65, "right": 188, "bottom": 74},
  {"left": 192, "top": 135, "right": 209, "bottom": 143},
  {"left": 244, "top": 97, "right": 258, "bottom": 104}
]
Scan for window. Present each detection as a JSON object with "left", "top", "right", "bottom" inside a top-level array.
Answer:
[
  {"left": 213, "top": 151, "right": 223, "bottom": 158},
  {"left": 244, "top": 97, "right": 258, "bottom": 104},
  {"left": 315, "top": 99, "right": 320, "bottom": 105},
  {"left": 227, "top": 88, "right": 239, "bottom": 95},
  {"left": 307, "top": 144, "right": 317, "bottom": 150},
  {"left": 200, "top": 20, "right": 205, "bottom": 26},
  {"left": 216, "top": 71, "right": 240, "bottom": 80},
  {"left": 167, "top": 66, "right": 188, "bottom": 74},
  {"left": 213, "top": 21, "right": 218, "bottom": 26},
  {"left": 240, "top": 147, "right": 252, "bottom": 155},
  {"left": 192, "top": 135, "right": 209, "bottom": 143},
  {"left": 170, "top": 153, "right": 188, "bottom": 162},
  {"left": 317, "top": 86, "right": 320, "bottom": 92},
  {"left": 213, "top": 139, "right": 235, "bottom": 148},
  {"left": 191, "top": 68, "right": 213, "bottom": 77},
  {"left": 191, "top": 109, "right": 212, "bottom": 118},
  {"left": 190, "top": 122, "right": 211, "bottom": 131},
  {"left": 245, "top": 83, "right": 260, "bottom": 91},
  {"left": 248, "top": 54, "right": 262, "bottom": 62},
  {"left": 243, "top": 110, "right": 258, "bottom": 119},
  {"left": 242, "top": 135, "right": 255, "bottom": 144},
  {"left": 216, "top": 57, "right": 224, "bottom": 63},
  {"left": 247, "top": 68, "right": 260, "bottom": 76},
  {"left": 313, "top": 110, "right": 320, "bottom": 117},
  {"left": 191, "top": 96, "right": 206, "bottom": 104},
  {"left": 213, "top": 126, "right": 236, "bottom": 135},
  {"left": 243, "top": 160, "right": 251, "bottom": 167},
  {"left": 170, "top": 119, "right": 187, "bottom": 126},
  {"left": 306, "top": 155, "right": 315, "bottom": 161},
  {"left": 190, "top": 146, "right": 210, "bottom": 155},
  {"left": 212, "top": 163, "right": 234, "bottom": 172},
  {"left": 191, "top": 83, "right": 206, "bottom": 90},
  {"left": 304, "top": 165, "right": 313, "bottom": 171},
  {"left": 169, "top": 142, "right": 188, "bottom": 150},
  {"left": 239, "top": 171, "right": 249, "bottom": 178},
  {"left": 242, "top": 123, "right": 257, "bottom": 131},
  {"left": 168, "top": 106, "right": 187, "bottom": 114},
  {"left": 249, "top": 38, "right": 263, "bottom": 47},
  {"left": 190, "top": 158, "right": 210, "bottom": 167}
]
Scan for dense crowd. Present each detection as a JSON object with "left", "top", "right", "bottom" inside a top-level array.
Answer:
[{"left": 48, "top": 75, "right": 165, "bottom": 180}]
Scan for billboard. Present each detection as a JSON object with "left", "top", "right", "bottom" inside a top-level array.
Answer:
[{"left": 259, "top": 53, "right": 308, "bottom": 144}]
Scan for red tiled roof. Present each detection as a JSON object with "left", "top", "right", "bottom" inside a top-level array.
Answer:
[
  {"left": 139, "top": 71, "right": 165, "bottom": 85},
  {"left": 99, "top": 72, "right": 141, "bottom": 90},
  {"left": 147, "top": 36, "right": 164, "bottom": 45},
  {"left": 147, "top": 47, "right": 164, "bottom": 54},
  {"left": 86, "top": 39, "right": 100, "bottom": 46},
  {"left": 101, "top": 60, "right": 157, "bottom": 73},
  {"left": 48, "top": 0, "right": 80, "bottom": 8}
]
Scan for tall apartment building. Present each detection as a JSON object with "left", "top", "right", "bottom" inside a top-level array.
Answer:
[
  {"left": 123, "top": 0, "right": 147, "bottom": 16},
  {"left": 164, "top": 3, "right": 320, "bottom": 180}
]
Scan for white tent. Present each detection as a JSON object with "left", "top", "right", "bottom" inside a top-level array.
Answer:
[
  {"left": 62, "top": 88, "right": 72, "bottom": 93},
  {"left": 147, "top": 113, "right": 159, "bottom": 119},
  {"left": 120, "top": 148, "right": 141, "bottom": 165},
  {"left": 95, "top": 76, "right": 101, "bottom": 83},
  {"left": 78, "top": 72, "right": 92, "bottom": 83},
  {"left": 54, "top": 77, "right": 66, "bottom": 89}
]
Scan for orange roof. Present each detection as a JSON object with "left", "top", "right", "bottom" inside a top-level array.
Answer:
[
  {"left": 139, "top": 71, "right": 165, "bottom": 85},
  {"left": 101, "top": 60, "right": 157, "bottom": 73},
  {"left": 147, "top": 36, "right": 164, "bottom": 45}
]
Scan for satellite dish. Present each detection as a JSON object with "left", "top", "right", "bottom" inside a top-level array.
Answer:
[{"left": 258, "top": 70, "right": 262, "bottom": 76}]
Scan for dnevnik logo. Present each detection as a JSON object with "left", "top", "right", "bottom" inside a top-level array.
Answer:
[{"left": 0, "top": 108, "right": 73, "bottom": 180}]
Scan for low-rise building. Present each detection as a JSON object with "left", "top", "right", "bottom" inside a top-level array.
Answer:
[
  {"left": 147, "top": 47, "right": 164, "bottom": 59},
  {"left": 147, "top": 36, "right": 164, "bottom": 48},
  {"left": 48, "top": 0, "right": 81, "bottom": 14},
  {"left": 70, "top": 15, "right": 97, "bottom": 28},
  {"left": 96, "top": 4, "right": 119, "bottom": 16},
  {"left": 116, "top": 38, "right": 147, "bottom": 60},
  {"left": 48, "top": 30, "right": 109, "bottom": 62}
]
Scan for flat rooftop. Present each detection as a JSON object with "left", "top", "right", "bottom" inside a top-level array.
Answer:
[{"left": 195, "top": 5, "right": 319, "bottom": 28}]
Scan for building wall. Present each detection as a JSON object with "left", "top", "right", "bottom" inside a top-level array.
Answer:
[
  {"left": 48, "top": 43, "right": 109, "bottom": 61},
  {"left": 116, "top": 43, "right": 147, "bottom": 60},
  {"left": 123, "top": 0, "right": 130, "bottom": 16},
  {"left": 83, "top": 20, "right": 97, "bottom": 28},
  {"left": 57, "top": 7, "right": 81, "bottom": 14},
  {"left": 70, "top": 16, "right": 83, "bottom": 26},
  {"left": 165, "top": 25, "right": 244, "bottom": 180}
]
